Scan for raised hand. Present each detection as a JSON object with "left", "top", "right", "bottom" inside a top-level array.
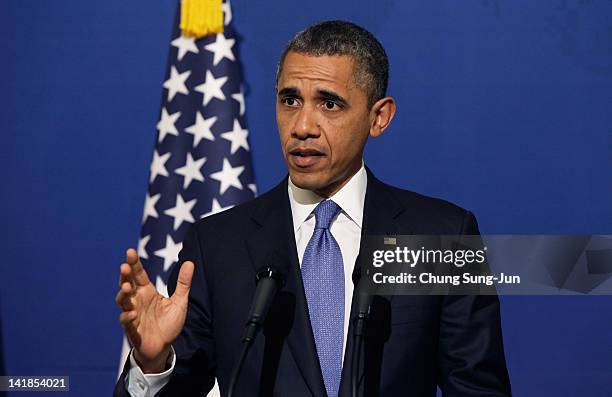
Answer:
[{"left": 116, "top": 248, "right": 194, "bottom": 373}]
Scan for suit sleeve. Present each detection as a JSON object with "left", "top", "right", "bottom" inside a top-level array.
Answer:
[
  {"left": 437, "top": 211, "right": 512, "bottom": 396},
  {"left": 158, "top": 222, "right": 217, "bottom": 396},
  {"left": 113, "top": 357, "right": 133, "bottom": 397},
  {"left": 114, "top": 223, "right": 217, "bottom": 397}
]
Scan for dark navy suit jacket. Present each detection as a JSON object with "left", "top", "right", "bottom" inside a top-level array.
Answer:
[{"left": 115, "top": 169, "right": 512, "bottom": 396}]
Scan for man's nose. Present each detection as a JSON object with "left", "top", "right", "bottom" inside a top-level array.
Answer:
[{"left": 292, "top": 106, "right": 320, "bottom": 140}]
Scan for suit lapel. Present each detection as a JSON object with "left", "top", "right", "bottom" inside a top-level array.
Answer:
[
  {"left": 360, "top": 168, "right": 404, "bottom": 240},
  {"left": 245, "top": 178, "right": 327, "bottom": 397},
  {"left": 340, "top": 169, "right": 405, "bottom": 396},
  {"left": 359, "top": 168, "right": 405, "bottom": 301}
]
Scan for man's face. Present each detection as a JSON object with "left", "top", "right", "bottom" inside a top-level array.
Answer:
[{"left": 276, "top": 52, "right": 373, "bottom": 197}]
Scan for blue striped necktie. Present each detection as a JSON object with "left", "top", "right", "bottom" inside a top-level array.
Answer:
[{"left": 301, "top": 199, "right": 344, "bottom": 397}]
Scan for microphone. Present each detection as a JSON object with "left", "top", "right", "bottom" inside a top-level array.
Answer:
[
  {"left": 242, "top": 267, "right": 286, "bottom": 343},
  {"left": 351, "top": 255, "right": 373, "bottom": 397},
  {"left": 351, "top": 255, "right": 373, "bottom": 336},
  {"left": 227, "top": 262, "right": 286, "bottom": 397}
]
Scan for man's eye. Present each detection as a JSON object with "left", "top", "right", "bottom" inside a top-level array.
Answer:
[
  {"left": 282, "top": 97, "right": 299, "bottom": 107},
  {"left": 323, "top": 100, "right": 340, "bottom": 110}
]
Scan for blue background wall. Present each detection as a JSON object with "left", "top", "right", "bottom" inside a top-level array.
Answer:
[{"left": 1, "top": 0, "right": 611, "bottom": 395}]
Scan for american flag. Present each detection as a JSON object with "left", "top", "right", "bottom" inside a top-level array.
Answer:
[
  {"left": 119, "top": 2, "right": 256, "bottom": 393},
  {"left": 140, "top": 0, "right": 256, "bottom": 297}
]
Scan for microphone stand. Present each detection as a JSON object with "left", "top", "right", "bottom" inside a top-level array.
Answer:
[
  {"left": 228, "top": 340, "right": 252, "bottom": 397},
  {"left": 350, "top": 299, "right": 372, "bottom": 397},
  {"left": 227, "top": 267, "right": 285, "bottom": 397},
  {"left": 350, "top": 256, "right": 373, "bottom": 397}
]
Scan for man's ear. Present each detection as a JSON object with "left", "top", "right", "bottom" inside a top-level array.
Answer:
[{"left": 369, "top": 96, "right": 396, "bottom": 137}]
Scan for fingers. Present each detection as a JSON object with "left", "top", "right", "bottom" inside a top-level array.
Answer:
[
  {"left": 115, "top": 274, "right": 135, "bottom": 311},
  {"left": 171, "top": 261, "right": 194, "bottom": 303},
  {"left": 126, "top": 248, "right": 139, "bottom": 265},
  {"left": 119, "top": 310, "right": 137, "bottom": 327},
  {"left": 116, "top": 251, "right": 145, "bottom": 312},
  {"left": 119, "top": 310, "right": 141, "bottom": 345},
  {"left": 125, "top": 248, "right": 150, "bottom": 287},
  {"left": 116, "top": 249, "right": 148, "bottom": 344},
  {"left": 118, "top": 262, "right": 133, "bottom": 288}
]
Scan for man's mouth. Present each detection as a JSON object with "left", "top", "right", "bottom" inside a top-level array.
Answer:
[
  {"left": 290, "top": 148, "right": 324, "bottom": 157},
  {"left": 289, "top": 147, "right": 325, "bottom": 167}
]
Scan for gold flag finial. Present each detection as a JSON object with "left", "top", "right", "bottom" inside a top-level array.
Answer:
[{"left": 180, "top": 0, "right": 224, "bottom": 38}]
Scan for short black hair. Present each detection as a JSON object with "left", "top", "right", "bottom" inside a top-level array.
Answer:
[{"left": 276, "top": 20, "right": 389, "bottom": 106}]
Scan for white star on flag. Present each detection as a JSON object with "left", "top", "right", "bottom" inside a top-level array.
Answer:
[
  {"left": 163, "top": 66, "right": 191, "bottom": 102},
  {"left": 202, "top": 198, "right": 234, "bottom": 218},
  {"left": 222, "top": 1, "right": 232, "bottom": 25},
  {"left": 154, "top": 235, "right": 183, "bottom": 271},
  {"left": 164, "top": 193, "right": 196, "bottom": 230},
  {"left": 231, "top": 88, "right": 245, "bottom": 116},
  {"left": 220, "top": 119, "right": 250, "bottom": 154},
  {"left": 204, "top": 33, "right": 236, "bottom": 66},
  {"left": 171, "top": 35, "right": 199, "bottom": 61},
  {"left": 195, "top": 70, "right": 227, "bottom": 106},
  {"left": 138, "top": 235, "right": 151, "bottom": 260},
  {"left": 150, "top": 150, "right": 171, "bottom": 183},
  {"left": 175, "top": 153, "right": 206, "bottom": 189},
  {"left": 185, "top": 112, "right": 216, "bottom": 147},
  {"left": 210, "top": 158, "right": 244, "bottom": 195},
  {"left": 248, "top": 183, "right": 257, "bottom": 196},
  {"left": 142, "top": 193, "right": 161, "bottom": 223},
  {"left": 156, "top": 276, "right": 169, "bottom": 298},
  {"left": 156, "top": 108, "right": 181, "bottom": 143}
]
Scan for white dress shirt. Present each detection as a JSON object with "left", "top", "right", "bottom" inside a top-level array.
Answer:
[
  {"left": 288, "top": 164, "right": 367, "bottom": 361},
  {"left": 125, "top": 164, "right": 368, "bottom": 397},
  {"left": 126, "top": 347, "right": 175, "bottom": 397}
]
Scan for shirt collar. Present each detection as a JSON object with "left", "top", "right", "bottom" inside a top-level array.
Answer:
[{"left": 287, "top": 163, "right": 367, "bottom": 233}]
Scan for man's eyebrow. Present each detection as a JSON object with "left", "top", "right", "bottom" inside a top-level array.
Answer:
[
  {"left": 317, "top": 89, "right": 348, "bottom": 106},
  {"left": 277, "top": 87, "right": 301, "bottom": 97}
]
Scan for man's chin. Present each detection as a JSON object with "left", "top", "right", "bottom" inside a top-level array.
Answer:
[
  {"left": 289, "top": 176, "right": 321, "bottom": 191},
  {"left": 288, "top": 171, "right": 328, "bottom": 192},
  {"left": 289, "top": 172, "right": 349, "bottom": 198}
]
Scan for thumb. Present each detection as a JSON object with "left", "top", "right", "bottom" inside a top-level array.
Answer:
[{"left": 171, "top": 261, "right": 194, "bottom": 303}]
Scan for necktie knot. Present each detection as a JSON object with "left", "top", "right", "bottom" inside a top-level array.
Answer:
[{"left": 314, "top": 200, "right": 341, "bottom": 230}]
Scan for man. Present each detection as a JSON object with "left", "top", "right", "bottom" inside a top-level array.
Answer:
[{"left": 115, "top": 21, "right": 511, "bottom": 396}]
